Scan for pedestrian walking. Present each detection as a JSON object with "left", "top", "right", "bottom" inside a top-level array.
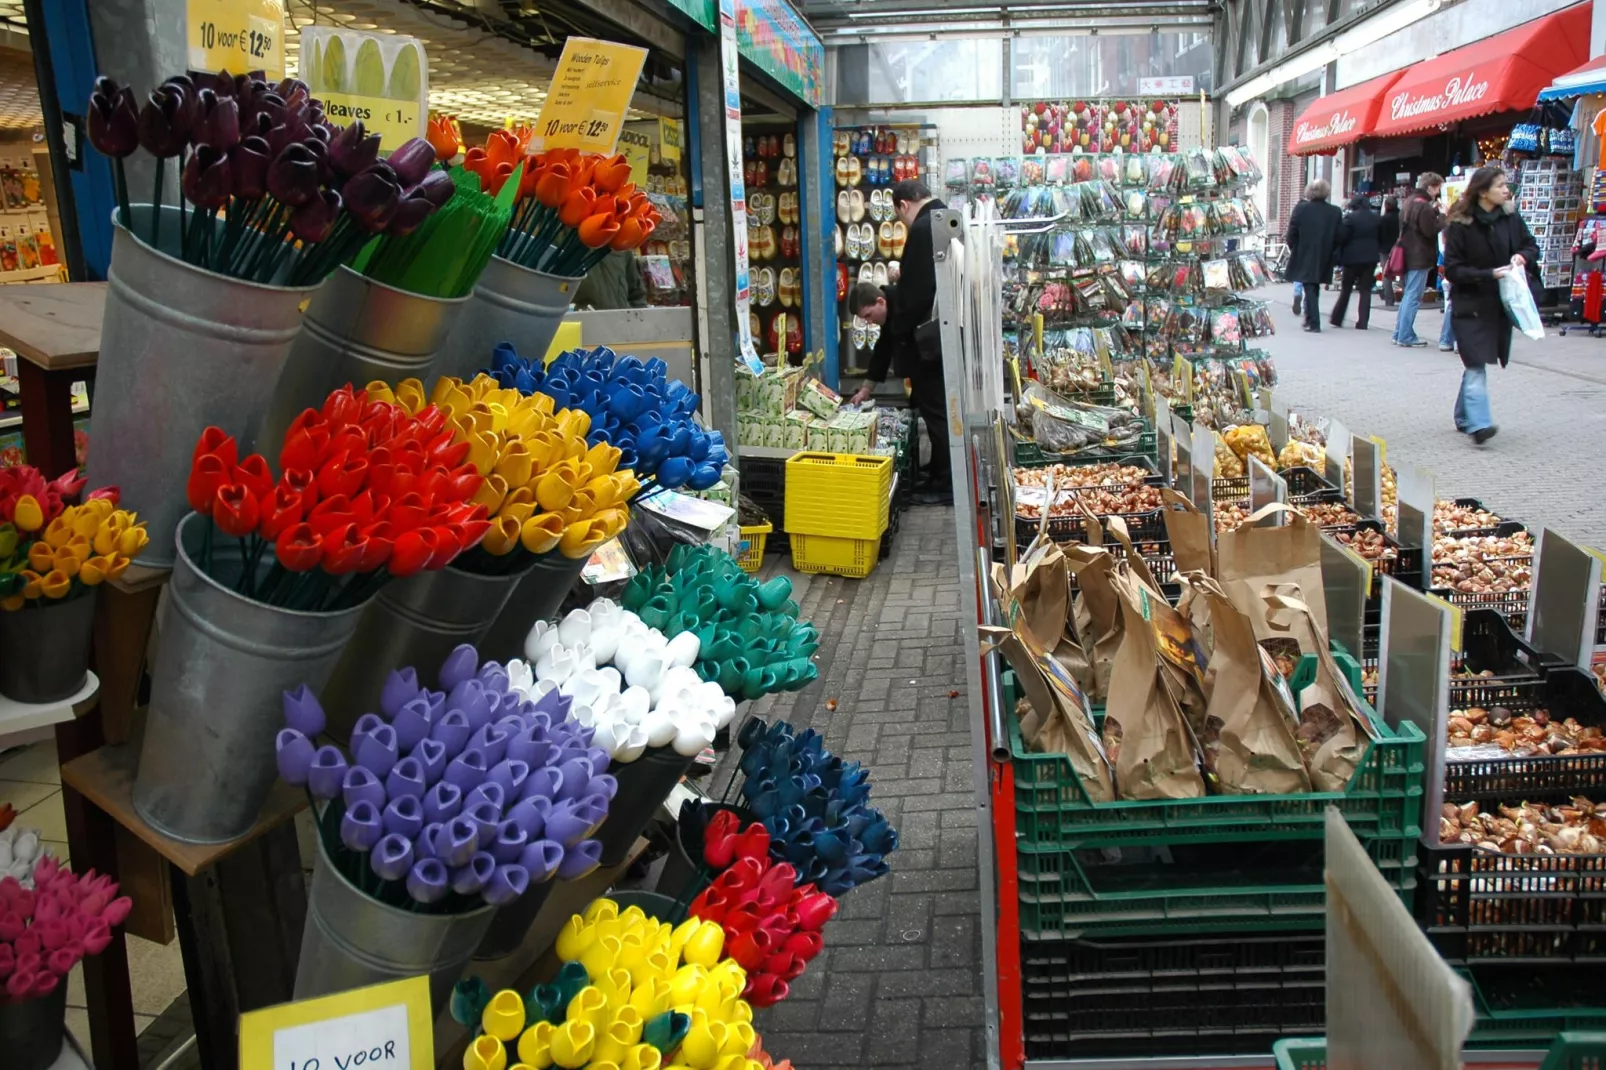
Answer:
[
  {"left": 1330, "top": 193, "right": 1382, "bottom": 329},
  {"left": 1286, "top": 180, "right": 1342, "bottom": 332},
  {"left": 1438, "top": 228, "right": 1456, "bottom": 352},
  {"left": 1393, "top": 172, "right": 1445, "bottom": 347},
  {"left": 1442, "top": 166, "right": 1540, "bottom": 445},
  {"left": 1378, "top": 196, "right": 1401, "bottom": 307}
]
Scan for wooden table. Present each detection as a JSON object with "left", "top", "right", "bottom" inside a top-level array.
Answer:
[{"left": 0, "top": 282, "right": 104, "bottom": 477}]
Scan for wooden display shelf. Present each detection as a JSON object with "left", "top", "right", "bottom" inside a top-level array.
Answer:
[{"left": 0, "top": 281, "right": 104, "bottom": 478}]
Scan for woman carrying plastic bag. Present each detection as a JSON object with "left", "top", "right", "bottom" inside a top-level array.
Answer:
[{"left": 1442, "top": 166, "right": 1542, "bottom": 445}]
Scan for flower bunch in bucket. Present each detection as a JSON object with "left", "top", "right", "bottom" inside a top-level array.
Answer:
[
  {"left": 183, "top": 384, "right": 491, "bottom": 611},
  {"left": 370, "top": 375, "right": 636, "bottom": 574},
  {"left": 86, "top": 69, "right": 454, "bottom": 285},
  {"left": 0, "top": 844, "right": 132, "bottom": 1001},
  {"left": 0, "top": 467, "right": 142, "bottom": 609},
  {"left": 426, "top": 114, "right": 463, "bottom": 163},
  {"left": 277, "top": 644, "right": 613, "bottom": 913},
  {"left": 345, "top": 160, "right": 516, "bottom": 299}
]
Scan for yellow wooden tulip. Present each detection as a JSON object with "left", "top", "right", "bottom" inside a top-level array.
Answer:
[
  {"left": 69, "top": 509, "right": 100, "bottom": 540},
  {"left": 105, "top": 553, "right": 132, "bottom": 581},
  {"left": 81, "top": 498, "right": 114, "bottom": 521},
  {"left": 520, "top": 513, "right": 565, "bottom": 555},
  {"left": 536, "top": 465, "right": 579, "bottom": 513},
  {"left": 585, "top": 476, "right": 619, "bottom": 510},
  {"left": 554, "top": 915, "right": 596, "bottom": 961},
  {"left": 466, "top": 431, "right": 500, "bottom": 475},
  {"left": 516, "top": 1020, "right": 554, "bottom": 1067},
  {"left": 591, "top": 1008, "right": 643, "bottom": 1064},
  {"left": 115, "top": 524, "right": 149, "bottom": 558},
  {"left": 431, "top": 375, "right": 469, "bottom": 410},
  {"left": 43, "top": 515, "right": 73, "bottom": 549},
  {"left": 719, "top": 1021, "right": 755, "bottom": 1057},
  {"left": 556, "top": 408, "right": 591, "bottom": 440},
  {"left": 51, "top": 548, "right": 82, "bottom": 579},
  {"left": 679, "top": 1015, "right": 728, "bottom": 1070},
  {"left": 27, "top": 542, "right": 54, "bottom": 572},
  {"left": 464, "top": 1034, "right": 507, "bottom": 1070},
  {"left": 559, "top": 518, "right": 609, "bottom": 559},
  {"left": 1, "top": 594, "right": 23, "bottom": 611},
  {"left": 680, "top": 920, "right": 725, "bottom": 968},
  {"left": 494, "top": 442, "right": 534, "bottom": 487},
  {"left": 620, "top": 1044, "right": 663, "bottom": 1070},
  {"left": 483, "top": 516, "right": 523, "bottom": 556},
  {"left": 627, "top": 977, "right": 670, "bottom": 1020},
  {"left": 39, "top": 570, "right": 72, "bottom": 599},
  {"left": 500, "top": 499, "right": 535, "bottom": 528},
  {"left": 80, "top": 554, "right": 117, "bottom": 586},
  {"left": 472, "top": 473, "right": 511, "bottom": 513},
  {"left": 364, "top": 380, "right": 396, "bottom": 404},
  {"left": 482, "top": 989, "right": 527, "bottom": 1042},
  {"left": 668, "top": 964, "right": 707, "bottom": 1007},
  {"left": 579, "top": 935, "right": 622, "bottom": 981},
  {"left": 13, "top": 495, "right": 44, "bottom": 532},
  {"left": 396, "top": 377, "right": 429, "bottom": 413},
  {"left": 565, "top": 986, "right": 609, "bottom": 1034},
  {"left": 585, "top": 441, "right": 622, "bottom": 476},
  {"left": 549, "top": 1019, "right": 595, "bottom": 1069}
]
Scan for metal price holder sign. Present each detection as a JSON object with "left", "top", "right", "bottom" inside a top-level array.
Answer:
[
  {"left": 1377, "top": 576, "right": 1458, "bottom": 833},
  {"left": 1171, "top": 410, "right": 1197, "bottom": 504},
  {"left": 1247, "top": 454, "right": 1286, "bottom": 526},
  {"left": 1190, "top": 422, "right": 1215, "bottom": 533},
  {"left": 1324, "top": 417, "right": 1351, "bottom": 491},
  {"left": 1394, "top": 466, "right": 1433, "bottom": 592},
  {"left": 1529, "top": 528, "right": 1605, "bottom": 669},
  {"left": 1267, "top": 393, "right": 1291, "bottom": 454},
  {"left": 1351, "top": 432, "right": 1383, "bottom": 522},
  {"left": 1155, "top": 420, "right": 1173, "bottom": 486},
  {"left": 1321, "top": 535, "right": 1372, "bottom": 669}
]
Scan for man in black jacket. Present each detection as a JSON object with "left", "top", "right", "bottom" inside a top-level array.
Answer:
[
  {"left": 848, "top": 180, "right": 950, "bottom": 504},
  {"left": 1285, "top": 179, "right": 1343, "bottom": 332},
  {"left": 1330, "top": 194, "right": 1382, "bottom": 329}
]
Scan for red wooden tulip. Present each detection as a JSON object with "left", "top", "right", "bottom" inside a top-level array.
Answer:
[
  {"left": 389, "top": 527, "right": 438, "bottom": 577},
  {"left": 274, "top": 523, "right": 323, "bottom": 571},
  {"left": 727, "top": 926, "right": 773, "bottom": 971},
  {"left": 212, "top": 483, "right": 260, "bottom": 537},
  {"left": 192, "top": 427, "right": 239, "bottom": 470},
  {"left": 233, "top": 454, "right": 273, "bottom": 499},
  {"left": 258, "top": 486, "right": 305, "bottom": 540},
  {"left": 186, "top": 454, "right": 230, "bottom": 516}
]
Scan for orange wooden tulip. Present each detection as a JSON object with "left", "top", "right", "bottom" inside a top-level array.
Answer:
[
  {"left": 510, "top": 124, "right": 535, "bottom": 152},
  {"left": 611, "top": 217, "right": 648, "bottom": 251},
  {"left": 559, "top": 188, "right": 597, "bottom": 228},
  {"left": 535, "top": 164, "right": 572, "bottom": 209},
  {"left": 579, "top": 213, "right": 620, "bottom": 248},
  {"left": 427, "top": 114, "right": 460, "bottom": 161},
  {"left": 593, "top": 154, "right": 632, "bottom": 193},
  {"left": 485, "top": 129, "right": 522, "bottom": 167}
]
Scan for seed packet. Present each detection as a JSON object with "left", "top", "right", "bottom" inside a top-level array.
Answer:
[
  {"left": 969, "top": 158, "right": 994, "bottom": 187},
  {"left": 945, "top": 158, "right": 969, "bottom": 189},
  {"left": 995, "top": 156, "right": 1020, "bottom": 189},
  {"left": 1202, "top": 258, "right": 1233, "bottom": 294},
  {"left": 1211, "top": 308, "right": 1241, "bottom": 345},
  {"left": 1046, "top": 155, "right": 1071, "bottom": 185}
]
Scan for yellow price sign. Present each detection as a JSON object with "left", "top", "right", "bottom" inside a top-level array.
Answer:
[
  {"left": 1370, "top": 434, "right": 1387, "bottom": 463},
  {"left": 187, "top": 0, "right": 285, "bottom": 81},
  {"left": 1423, "top": 590, "right": 1464, "bottom": 651},
  {"left": 239, "top": 976, "right": 432, "bottom": 1070},
  {"left": 1171, "top": 354, "right": 1192, "bottom": 404},
  {"left": 534, "top": 37, "right": 650, "bottom": 154},
  {"left": 321, "top": 95, "right": 420, "bottom": 150}
]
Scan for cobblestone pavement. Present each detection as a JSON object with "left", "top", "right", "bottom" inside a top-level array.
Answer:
[
  {"left": 721, "top": 507, "right": 988, "bottom": 1070},
  {"left": 1261, "top": 292, "right": 1606, "bottom": 547}
]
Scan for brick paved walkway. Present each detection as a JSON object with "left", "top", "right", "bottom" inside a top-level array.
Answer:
[{"left": 722, "top": 506, "right": 989, "bottom": 1070}]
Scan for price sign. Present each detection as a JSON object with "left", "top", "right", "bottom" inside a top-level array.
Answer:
[
  {"left": 300, "top": 28, "right": 427, "bottom": 153},
  {"left": 239, "top": 976, "right": 432, "bottom": 1070},
  {"left": 533, "top": 37, "right": 649, "bottom": 155},
  {"left": 188, "top": 0, "right": 286, "bottom": 81}
]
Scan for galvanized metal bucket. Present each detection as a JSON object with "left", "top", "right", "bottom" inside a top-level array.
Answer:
[
  {"left": 296, "top": 832, "right": 494, "bottom": 1011},
  {"left": 472, "top": 878, "right": 557, "bottom": 960},
  {"left": 319, "top": 559, "right": 537, "bottom": 738},
  {"left": 474, "top": 550, "right": 590, "bottom": 663},
  {"left": 438, "top": 256, "right": 578, "bottom": 381},
  {"left": 133, "top": 513, "right": 368, "bottom": 844},
  {"left": 87, "top": 205, "right": 316, "bottom": 569},
  {"left": 0, "top": 590, "right": 96, "bottom": 704},
  {"left": 0, "top": 980, "right": 65, "bottom": 1070},
  {"left": 259, "top": 266, "right": 470, "bottom": 452},
  {"left": 594, "top": 745, "right": 696, "bottom": 867}
]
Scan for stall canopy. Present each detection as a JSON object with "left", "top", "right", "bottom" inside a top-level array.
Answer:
[
  {"left": 1288, "top": 72, "right": 1406, "bottom": 156},
  {"left": 1370, "top": 2, "right": 1590, "bottom": 138},
  {"left": 1539, "top": 54, "right": 1606, "bottom": 101}
]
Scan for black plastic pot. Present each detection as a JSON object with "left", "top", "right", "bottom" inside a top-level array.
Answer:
[
  {"left": 655, "top": 800, "right": 759, "bottom": 901},
  {"left": 609, "top": 889, "right": 681, "bottom": 922},
  {"left": 0, "top": 982, "right": 67, "bottom": 1070},
  {"left": 0, "top": 591, "right": 95, "bottom": 704},
  {"left": 593, "top": 745, "right": 696, "bottom": 866},
  {"left": 472, "top": 877, "right": 558, "bottom": 960},
  {"left": 475, "top": 551, "right": 590, "bottom": 663}
]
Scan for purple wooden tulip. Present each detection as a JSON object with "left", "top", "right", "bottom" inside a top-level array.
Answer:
[
  {"left": 542, "top": 798, "right": 592, "bottom": 848},
  {"left": 555, "top": 757, "right": 595, "bottom": 802},
  {"left": 407, "top": 858, "right": 449, "bottom": 905},
  {"left": 385, "top": 757, "right": 427, "bottom": 801},
  {"left": 519, "top": 840, "right": 565, "bottom": 884},
  {"left": 449, "top": 679, "right": 492, "bottom": 733},
  {"left": 487, "top": 759, "right": 529, "bottom": 800},
  {"left": 182, "top": 145, "right": 233, "bottom": 210},
  {"left": 342, "top": 766, "right": 386, "bottom": 813},
  {"left": 464, "top": 801, "right": 501, "bottom": 849},
  {"left": 585, "top": 747, "right": 611, "bottom": 774},
  {"left": 392, "top": 697, "right": 434, "bottom": 753},
  {"left": 138, "top": 84, "right": 193, "bottom": 157},
  {"left": 193, "top": 88, "right": 240, "bottom": 149},
  {"left": 350, "top": 712, "right": 385, "bottom": 754},
  {"left": 532, "top": 688, "right": 569, "bottom": 719},
  {"left": 489, "top": 819, "right": 529, "bottom": 863},
  {"left": 230, "top": 135, "right": 271, "bottom": 200},
  {"left": 418, "top": 168, "right": 455, "bottom": 208},
  {"left": 425, "top": 690, "right": 447, "bottom": 718},
  {"left": 381, "top": 667, "right": 422, "bottom": 719},
  {"left": 524, "top": 766, "right": 563, "bottom": 804},
  {"left": 438, "top": 644, "right": 480, "bottom": 692},
  {"left": 422, "top": 781, "right": 463, "bottom": 825},
  {"left": 483, "top": 863, "right": 529, "bottom": 907},
  {"left": 505, "top": 795, "right": 551, "bottom": 839},
  {"left": 328, "top": 119, "right": 381, "bottom": 180},
  {"left": 410, "top": 738, "right": 447, "bottom": 785},
  {"left": 444, "top": 749, "right": 489, "bottom": 791},
  {"left": 281, "top": 684, "right": 326, "bottom": 737},
  {"left": 387, "top": 137, "right": 436, "bottom": 187},
  {"left": 469, "top": 724, "right": 509, "bottom": 767},
  {"left": 266, "top": 142, "right": 320, "bottom": 206},
  {"left": 413, "top": 821, "right": 443, "bottom": 861},
  {"left": 586, "top": 774, "right": 619, "bottom": 802},
  {"left": 466, "top": 782, "right": 505, "bottom": 815},
  {"left": 440, "top": 816, "right": 480, "bottom": 868},
  {"left": 429, "top": 710, "right": 472, "bottom": 755},
  {"left": 340, "top": 800, "right": 383, "bottom": 853},
  {"left": 290, "top": 188, "right": 341, "bottom": 244},
  {"left": 275, "top": 729, "right": 315, "bottom": 787},
  {"left": 354, "top": 724, "right": 400, "bottom": 779},
  {"left": 370, "top": 834, "right": 414, "bottom": 883},
  {"left": 482, "top": 689, "right": 505, "bottom": 721},
  {"left": 507, "top": 728, "right": 555, "bottom": 770},
  {"left": 387, "top": 187, "right": 435, "bottom": 238},
  {"left": 451, "top": 852, "right": 496, "bottom": 896},
  {"left": 382, "top": 794, "right": 424, "bottom": 840},
  {"left": 479, "top": 662, "right": 509, "bottom": 692},
  {"left": 494, "top": 714, "right": 525, "bottom": 740},
  {"left": 556, "top": 839, "right": 603, "bottom": 881},
  {"left": 307, "top": 746, "right": 350, "bottom": 800},
  {"left": 87, "top": 78, "right": 139, "bottom": 158}
]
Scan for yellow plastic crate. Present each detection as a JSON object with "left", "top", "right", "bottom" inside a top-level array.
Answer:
[
  {"left": 736, "top": 522, "right": 772, "bottom": 573},
  {"left": 784, "top": 452, "right": 893, "bottom": 540},
  {"left": 790, "top": 532, "right": 879, "bottom": 579}
]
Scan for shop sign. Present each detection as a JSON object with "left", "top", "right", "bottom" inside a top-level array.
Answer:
[
  {"left": 300, "top": 28, "right": 427, "bottom": 153},
  {"left": 187, "top": 0, "right": 286, "bottom": 82},
  {"left": 619, "top": 124, "right": 654, "bottom": 187},
  {"left": 238, "top": 976, "right": 432, "bottom": 1070},
  {"left": 533, "top": 37, "right": 650, "bottom": 155},
  {"left": 734, "top": 0, "right": 825, "bottom": 108},
  {"left": 1139, "top": 76, "right": 1194, "bottom": 95},
  {"left": 659, "top": 118, "right": 683, "bottom": 166},
  {"left": 720, "top": 0, "right": 765, "bottom": 374},
  {"left": 1294, "top": 111, "right": 1358, "bottom": 146},
  {"left": 663, "top": 0, "right": 718, "bottom": 31},
  {"left": 1388, "top": 72, "right": 1490, "bottom": 124}
]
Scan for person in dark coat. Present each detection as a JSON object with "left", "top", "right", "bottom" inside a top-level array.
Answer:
[
  {"left": 1330, "top": 194, "right": 1382, "bottom": 329},
  {"left": 1393, "top": 172, "right": 1445, "bottom": 347},
  {"left": 1442, "top": 166, "right": 1540, "bottom": 445},
  {"left": 1285, "top": 179, "right": 1343, "bottom": 332},
  {"left": 1377, "top": 196, "right": 1401, "bottom": 307}
]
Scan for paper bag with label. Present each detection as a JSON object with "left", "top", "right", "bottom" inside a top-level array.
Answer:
[
  {"left": 1180, "top": 574, "right": 1311, "bottom": 795},
  {"left": 1102, "top": 569, "right": 1206, "bottom": 800},
  {"left": 993, "top": 548, "right": 1095, "bottom": 697},
  {"left": 1160, "top": 487, "right": 1215, "bottom": 578},
  {"left": 1217, "top": 503, "right": 1328, "bottom": 673},
  {"left": 1266, "top": 592, "right": 1377, "bottom": 791},
  {"left": 1062, "top": 544, "right": 1124, "bottom": 702}
]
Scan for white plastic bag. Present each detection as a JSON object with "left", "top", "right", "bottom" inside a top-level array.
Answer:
[{"left": 1498, "top": 269, "right": 1545, "bottom": 340}]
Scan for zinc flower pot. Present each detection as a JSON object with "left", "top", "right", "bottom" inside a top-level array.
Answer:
[
  {"left": 0, "top": 590, "right": 96, "bottom": 704},
  {"left": 440, "top": 256, "right": 579, "bottom": 382},
  {"left": 0, "top": 982, "right": 67, "bottom": 1070},
  {"left": 654, "top": 801, "right": 759, "bottom": 900},
  {"left": 475, "top": 549, "right": 591, "bottom": 663},
  {"left": 86, "top": 205, "right": 316, "bottom": 569},
  {"left": 258, "top": 266, "right": 471, "bottom": 454},
  {"left": 133, "top": 513, "right": 368, "bottom": 844}
]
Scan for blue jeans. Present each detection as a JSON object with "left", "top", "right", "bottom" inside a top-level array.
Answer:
[
  {"left": 1454, "top": 364, "right": 1491, "bottom": 433},
  {"left": 1394, "top": 269, "right": 1430, "bottom": 344},
  {"left": 1292, "top": 281, "right": 1304, "bottom": 297},
  {"left": 1439, "top": 286, "right": 1456, "bottom": 349}
]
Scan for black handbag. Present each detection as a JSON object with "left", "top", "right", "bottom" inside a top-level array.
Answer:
[{"left": 914, "top": 316, "right": 943, "bottom": 365}]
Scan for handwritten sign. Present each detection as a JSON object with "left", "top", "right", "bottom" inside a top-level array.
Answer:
[
  {"left": 239, "top": 976, "right": 432, "bottom": 1070},
  {"left": 534, "top": 38, "right": 649, "bottom": 154},
  {"left": 187, "top": 0, "right": 285, "bottom": 81}
]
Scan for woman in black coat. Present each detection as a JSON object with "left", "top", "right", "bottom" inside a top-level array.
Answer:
[
  {"left": 1329, "top": 194, "right": 1382, "bottom": 329},
  {"left": 1442, "top": 166, "right": 1540, "bottom": 445},
  {"left": 1377, "top": 196, "right": 1401, "bottom": 306},
  {"left": 1285, "top": 179, "right": 1343, "bottom": 332}
]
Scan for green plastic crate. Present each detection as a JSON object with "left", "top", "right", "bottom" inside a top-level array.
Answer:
[
  {"left": 1011, "top": 425, "right": 1159, "bottom": 469},
  {"left": 1275, "top": 1032, "right": 1606, "bottom": 1069},
  {"left": 1464, "top": 970, "right": 1606, "bottom": 1048}
]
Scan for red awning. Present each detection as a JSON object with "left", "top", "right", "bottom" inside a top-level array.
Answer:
[
  {"left": 1288, "top": 72, "right": 1406, "bottom": 156},
  {"left": 1371, "top": 3, "right": 1591, "bottom": 138}
]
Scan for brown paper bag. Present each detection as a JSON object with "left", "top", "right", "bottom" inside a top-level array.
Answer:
[
  {"left": 1160, "top": 488, "right": 1215, "bottom": 578},
  {"left": 1102, "top": 569, "right": 1206, "bottom": 800},
  {"left": 1266, "top": 592, "right": 1378, "bottom": 792},
  {"left": 1063, "top": 544, "right": 1125, "bottom": 702},
  {"left": 1181, "top": 575, "right": 1312, "bottom": 795},
  {"left": 1216, "top": 503, "right": 1329, "bottom": 673}
]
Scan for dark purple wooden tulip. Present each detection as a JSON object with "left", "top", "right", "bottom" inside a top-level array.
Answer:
[
  {"left": 440, "top": 816, "right": 480, "bottom": 868},
  {"left": 439, "top": 644, "right": 480, "bottom": 691},
  {"left": 444, "top": 749, "right": 489, "bottom": 791},
  {"left": 489, "top": 819, "right": 528, "bottom": 863},
  {"left": 385, "top": 756, "right": 427, "bottom": 801},
  {"left": 483, "top": 863, "right": 529, "bottom": 907},
  {"left": 487, "top": 759, "right": 529, "bottom": 801},
  {"left": 253, "top": 90, "right": 286, "bottom": 130},
  {"left": 407, "top": 858, "right": 449, "bottom": 905},
  {"left": 519, "top": 840, "right": 565, "bottom": 884},
  {"left": 382, "top": 795, "right": 424, "bottom": 840},
  {"left": 429, "top": 709, "right": 472, "bottom": 755},
  {"left": 307, "top": 746, "right": 349, "bottom": 800},
  {"left": 410, "top": 737, "right": 448, "bottom": 785},
  {"left": 340, "top": 800, "right": 383, "bottom": 852},
  {"left": 451, "top": 852, "right": 496, "bottom": 895},
  {"left": 281, "top": 684, "right": 326, "bottom": 737},
  {"left": 275, "top": 728, "right": 315, "bottom": 786},
  {"left": 524, "top": 766, "right": 563, "bottom": 804},
  {"left": 506, "top": 795, "right": 550, "bottom": 839},
  {"left": 229, "top": 134, "right": 270, "bottom": 200},
  {"left": 328, "top": 119, "right": 381, "bottom": 179},
  {"left": 137, "top": 84, "right": 193, "bottom": 157},
  {"left": 351, "top": 712, "right": 385, "bottom": 754},
  {"left": 556, "top": 839, "right": 603, "bottom": 881},
  {"left": 423, "top": 781, "right": 463, "bottom": 825},
  {"left": 290, "top": 188, "right": 341, "bottom": 244},
  {"left": 417, "top": 168, "right": 455, "bottom": 208},
  {"left": 392, "top": 697, "right": 434, "bottom": 753},
  {"left": 266, "top": 142, "right": 320, "bottom": 206},
  {"left": 381, "top": 667, "right": 421, "bottom": 719},
  {"left": 343, "top": 163, "right": 400, "bottom": 233},
  {"left": 449, "top": 679, "right": 492, "bottom": 732},
  {"left": 387, "top": 137, "right": 436, "bottom": 187},
  {"left": 193, "top": 89, "right": 240, "bottom": 149},
  {"left": 370, "top": 834, "right": 414, "bottom": 883},
  {"left": 387, "top": 187, "right": 435, "bottom": 238},
  {"left": 88, "top": 79, "right": 139, "bottom": 158},
  {"left": 464, "top": 800, "right": 501, "bottom": 848},
  {"left": 342, "top": 766, "right": 386, "bottom": 813},
  {"left": 507, "top": 728, "right": 555, "bottom": 770},
  {"left": 181, "top": 145, "right": 233, "bottom": 210},
  {"left": 555, "top": 757, "right": 595, "bottom": 802},
  {"left": 468, "top": 724, "right": 509, "bottom": 766},
  {"left": 354, "top": 723, "right": 400, "bottom": 779}
]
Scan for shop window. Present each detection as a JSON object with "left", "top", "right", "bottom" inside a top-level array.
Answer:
[
  {"left": 834, "top": 38, "right": 1003, "bottom": 105},
  {"left": 1009, "top": 32, "right": 1214, "bottom": 99}
]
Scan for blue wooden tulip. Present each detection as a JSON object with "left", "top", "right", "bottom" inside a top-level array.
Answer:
[
  {"left": 370, "top": 834, "right": 414, "bottom": 883},
  {"left": 423, "top": 781, "right": 463, "bottom": 825},
  {"left": 385, "top": 756, "right": 427, "bottom": 801},
  {"left": 275, "top": 728, "right": 316, "bottom": 787},
  {"left": 307, "top": 746, "right": 349, "bottom": 800},
  {"left": 282, "top": 684, "right": 327, "bottom": 737},
  {"left": 438, "top": 644, "right": 481, "bottom": 692},
  {"left": 380, "top": 667, "right": 421, "bottom": 719},
  {"left": 354, "top": 723, "right": 400, "bottom": 778},
  {"left": 407, "top": 858, "right": 449, "bottom": 904},
  {"left": 451, "top": 851, "right": 496, "bottom": 895},
  {"left": 484, "top": 863, "right": 528, "bottom": 906},
  {"left": 342, "top": 766, "right": 386, "bottom": 812},
  {"left": 382, "top": 794, "right": 424, "bottom": 839},
  {"left": 410, "top": 737, "right": 448, "bottom": 785},
  {"left": 340, "top": 800, "right": 383, "bottom": 852}
]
